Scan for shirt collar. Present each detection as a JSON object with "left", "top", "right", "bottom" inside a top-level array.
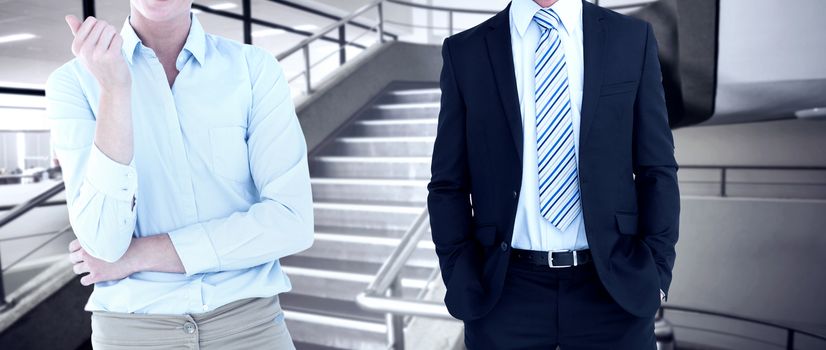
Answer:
[
  {"left": 511, "top": 0, "right": 582, "bottom": 37},
  {"left": 120, "top": 12, "right": 206, "bottom": 66}
]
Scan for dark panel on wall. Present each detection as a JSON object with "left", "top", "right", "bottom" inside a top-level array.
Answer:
[{"left": 630, "top": 0, "right": 719, "bottom": 127}]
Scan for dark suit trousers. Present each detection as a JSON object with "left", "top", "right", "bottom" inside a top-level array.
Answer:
[{"left": 464, "top": 258, "right": 656, "bottom": 350}]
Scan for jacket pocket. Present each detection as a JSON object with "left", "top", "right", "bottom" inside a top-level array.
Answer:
[{"left": 600, "top": 81, "right": 637, "bottom": 96}]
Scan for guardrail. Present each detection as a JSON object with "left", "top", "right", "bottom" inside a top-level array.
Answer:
[
  {"left": 275, "top": 0, "right": 497, "bottom": 95},
  {"left": 0, "top": 181, "right": 67, "bottom": 310},
  {"left": 680, "top": 165, "right": 826, "bottom": 198},
  {"left": 355, "top": 207, "right": 447, "bottom": 349},
  {"left": 661, "top": 305, "right": 826, "bottom": 349}
]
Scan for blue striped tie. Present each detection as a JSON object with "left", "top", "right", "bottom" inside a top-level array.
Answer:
[{"left": 533, "top": 8, "right": 581, "bottom": 231}]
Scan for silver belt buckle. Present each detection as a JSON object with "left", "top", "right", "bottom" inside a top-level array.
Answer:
[{"left": 548, "top": 249, "right": 574, "bottom": 268}]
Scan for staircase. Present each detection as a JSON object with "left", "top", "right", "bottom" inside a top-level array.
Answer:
[{"left": 280, "top": 82, "right": 442, "bottom": 350}]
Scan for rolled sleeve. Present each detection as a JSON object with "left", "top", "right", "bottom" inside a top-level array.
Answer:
[
  {"left": 168, "top": 223, "right": 221, "bottom": 276},
  {"left": 85, "top": 144, "right": 138, "bottom": 202},
  {"left": 46, "top": 62, "right": 138, "bottom": 263}
]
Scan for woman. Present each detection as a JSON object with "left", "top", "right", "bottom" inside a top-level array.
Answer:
[{"left": 46, "top": 0, "right": 314, "bottom": 348}]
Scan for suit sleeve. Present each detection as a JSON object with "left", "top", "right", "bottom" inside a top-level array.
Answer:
[
  {"left": 427, "top": 39, "right": 475, "bottom": 286},
  {"left": 633, "top": 23, "right": 681, "bottom": 297}
]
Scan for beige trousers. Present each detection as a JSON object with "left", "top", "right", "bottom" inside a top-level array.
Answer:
[{"left": 90, "top": 296, "right": 295, "bottom": 350}]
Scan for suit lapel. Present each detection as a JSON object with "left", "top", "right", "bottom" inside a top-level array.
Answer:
[
  {"left": 579, "top": 1, "right": 606, "bottom": 145},
  {"left": 485, "top": 5, "right": 524, "bottom": 161}
]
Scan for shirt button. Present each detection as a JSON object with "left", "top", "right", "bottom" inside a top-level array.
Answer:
[
  {"left": 202, "top": 304, "right": 209, "bottom": 311},
  {"left": 500, "top": 242, "right": 509, "bottom": 251},
  {"left": 183, "top": 322, "right": 196, "bottom": 334}
]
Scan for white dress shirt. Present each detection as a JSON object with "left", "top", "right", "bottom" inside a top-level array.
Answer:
[
  {"left": 510, "top": 0, "right": 589, "bottom": 251},
  {"left": 46, "top": 13, "right": 314, "bottom": 314}
]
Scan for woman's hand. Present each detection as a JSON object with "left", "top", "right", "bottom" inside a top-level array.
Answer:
[
  {"left": 65, "top": 15, "right": 131, "bottom": 91},
  {"left": 68, "top": 239, "right": 136, "bottom": 286}
]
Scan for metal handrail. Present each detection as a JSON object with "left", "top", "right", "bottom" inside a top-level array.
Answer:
[
  {"left": 661, "top": 304, "right": 826, "bottom": 349},
  {"left": 276, "top": 0, "right": 386, "bottom": 61},
  {"left": 0, "top": 182, "right": 65, "bottom": 229},
  {"left": 679, "top": 165, "right": 826, "bottom": 197},
  {"left": 266, "top": 0, "right": 399, "bottom": 41},
  {"left": 0, "top": 181, "right": 67, "bottom": 308},
  {"left": 356, "top": 208, "right": 449, "bottom": 319},
  {"left": 386, "top": 0, "right": 499, "bottom": 15},
  {"left": 274, "top": 0, "right": 498, "bottom": 94},
  {"left": 356, "top": 206, "right": 450, "bottom": 349}
]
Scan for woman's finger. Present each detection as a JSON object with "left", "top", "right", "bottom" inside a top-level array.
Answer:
[
  {"left": 68, "top": 249, "right": 84, "bottom": 263},
  {"left": 81, "top": 20, "right": 108, "bottom": 55},
  {"left": 108, "top": 33, "right": 123, "bottom": 52},
  {"left": 80, "top": 275, "right": 95, "bottom": 286},
  {"left": 68, "top": 239, "right": 82, "bottom": 252},
  {"left": 72, "top": 262, "right": 89, "bottom": 275},
  {"left": 65, "top": 15, "right": 82, "bottom": 36},
  {"left": 71, "top": 17, "right": 98, "bottom": 55},
  {"left": 96, "top": 26, "right": 117, "bottom": 56},
  {"left": 74, "top": 16, "right": 98, "bottom": 43}
]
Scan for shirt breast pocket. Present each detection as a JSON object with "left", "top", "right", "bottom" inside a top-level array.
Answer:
[{"left": 209, "top": 126, "right": 251, "bottom": 183}]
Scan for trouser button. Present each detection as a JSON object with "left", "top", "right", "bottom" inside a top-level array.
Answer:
[{"left": 183, "top": 322, "right": 196, "bottom": 334}]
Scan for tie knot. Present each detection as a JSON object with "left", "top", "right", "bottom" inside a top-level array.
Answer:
[{"left": 534, "top": 8, "right": 562, "bottom": 31}]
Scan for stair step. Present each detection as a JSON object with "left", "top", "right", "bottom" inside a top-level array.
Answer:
[
  {"left": 294, "top": 341, "right": 347, "bottom": 350},
  {"left": 313, "top": 225, "right": 409, "bottom": 239},
  {"left": 377, "top": 88, "right": 441, "bottom": 104},
  {"left": 313, "top": 201, "right": 422, "bottom": 231},
  {"left": 309, "top": 156, "right": 430, "bottom": 179},
  {"left": 282, "top": 255, "right": 431, "bottom": 300},
  {"left": 282, "top": 255, "right": 433, "bottom": 280},
  {"left": 320, "top": 137, "right": 435, "bottom": 157},
  {"left": 344, "top": 118, "right": 437, "bottom": 137},
  {"left": 282, "top": 294, "right": 385, "bottom": 324},
  {"left": 362, "top": 102, "right": 440, "bottom": 119},
  {"left": 299, "top": 231, "right": 437, "bottom": 267},
  {"left": 285, "top": 309, "right": 387, "bottom": 350},
  {"left": 311, "top": 178, "right": 428, "bottom": 204}
]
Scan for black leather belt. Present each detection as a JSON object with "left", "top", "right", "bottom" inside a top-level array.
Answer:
[{"left": 511, "top": 248, "right": 592, "bottom": 268}]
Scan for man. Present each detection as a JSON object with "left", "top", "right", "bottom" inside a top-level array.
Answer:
[
  {"left": 428, "top": 0, "right": 680, "bottom": 348},
  {"left": 46, "top": 0, "right": 313, "bottom": 348}
]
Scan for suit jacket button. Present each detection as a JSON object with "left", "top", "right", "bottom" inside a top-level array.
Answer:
[
  {"left": 512, "top": 190, "right": 518, "bottom": 199},
  {"left": 500, "top": 242, "right": 509, "bottom": 251}
]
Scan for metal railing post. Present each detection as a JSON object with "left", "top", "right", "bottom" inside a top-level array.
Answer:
[
  {"left": 378, "top": 2, "right": 385, "bottom": 43},
  {"left": 242, "top": 0, "right": 252, "bottom": 44},
  {"left": 786, "top": 330, "right": 794, "bottom": 350},
  {"left": 82, "top": 0, "right": 96, "bottom": 18},
  {"left": 338, "top": 26, "right": 347, "bottom": 65},
  {"left": 386, "top": 277, "right": 405, "bottom": 350},
  {"left": 720, "top": 168, "right": 727, "bottom": 197},
  {"left": 448, "top": 10, "right": 454, "bottom": 36},
  {"left": 302, "top": 45, "right": 312, "bottom": 94},
  {"left": 0, "top": 254, "right": 6, "bottom": 310}
]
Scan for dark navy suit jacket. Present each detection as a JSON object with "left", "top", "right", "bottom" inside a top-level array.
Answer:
[{"left": 427, "top": 0, "right": 680, "bottom": 321}]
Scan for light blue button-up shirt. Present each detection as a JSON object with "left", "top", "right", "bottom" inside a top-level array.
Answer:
[
  {"left": 509, "top": 0, "right": 589, "bottom": 251},
  {"left": 45, "top": 14, "right": 314, "bottom": 314}
]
